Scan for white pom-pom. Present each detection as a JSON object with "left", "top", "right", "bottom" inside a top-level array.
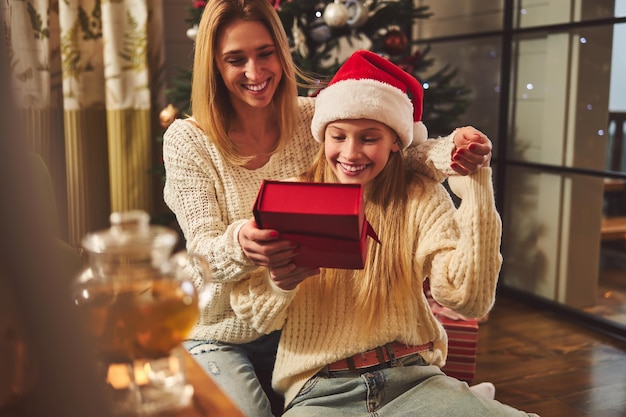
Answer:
[{"left": 411, "top": 121, "right": 428, "bottom": 146}]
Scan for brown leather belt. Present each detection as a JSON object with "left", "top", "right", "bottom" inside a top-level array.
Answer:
[{"left": 325, "top": 341, "right": 433, "bottom": 372}]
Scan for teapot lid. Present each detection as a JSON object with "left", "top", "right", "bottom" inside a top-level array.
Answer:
[{"left": 81, "top": 210, "right": 178, "bottom": 255}]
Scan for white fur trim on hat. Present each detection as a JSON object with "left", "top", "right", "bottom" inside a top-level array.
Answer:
[
  {"left": 311, "top": 78, "right": 420, "bottom": 149},
  {"left": 413, "top": 121, "right": 428, "bottom": 145}
]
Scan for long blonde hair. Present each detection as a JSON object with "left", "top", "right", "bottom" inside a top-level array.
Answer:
[
  {"left": 299, "top": 145, "right": 424, "bottom": 326},
  {"left": 191, "top": 0, "right": 317, "bottom": 166}
]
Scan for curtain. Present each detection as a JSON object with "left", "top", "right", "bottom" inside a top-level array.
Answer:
[{"left": 4, "top": 0, "right": 166, "bottom": 247}]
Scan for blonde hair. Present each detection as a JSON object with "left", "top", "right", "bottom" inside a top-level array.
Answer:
[
  {"left": 299, "top": 145, "right": 424, "bottom": 327},
  {"left": 191, "top": 0, "right": 317, "bottom": 166}
]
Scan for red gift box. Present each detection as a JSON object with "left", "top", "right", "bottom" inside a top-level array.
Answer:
[
  {"left": 423, "top": 281, "right": 479, "bottom": 382},
  {"left": 280, "top": 221, "right": 370, "bottom": 269},
  {"left": 438, "top": 315, "right": 479, "bottom": 383},
  {"left": 440, "top": 360, "right": 477, "bottom": 382},
  {"left": 253, "top": 180, "right": 378, "bottom": 269}
]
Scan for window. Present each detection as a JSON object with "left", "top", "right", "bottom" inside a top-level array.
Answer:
[{"left": 416, "top": 0, "right": 626, "bottom": 337}]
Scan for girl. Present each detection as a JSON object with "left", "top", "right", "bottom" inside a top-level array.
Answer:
[{"left": 231, "top": 50, "right": 539, "bottom": 416}]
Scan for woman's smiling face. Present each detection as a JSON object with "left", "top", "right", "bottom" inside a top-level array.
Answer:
[
  {"left": 324, "top": 119, "right": 400, "bottom": 185},
  {"left": 215, "top": 19, "right": 283, "bottom": 110}
]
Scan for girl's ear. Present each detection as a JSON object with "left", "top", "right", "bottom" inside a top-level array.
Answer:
[{"left": 391, "top": 137, "right": 401, "bottom": 152}]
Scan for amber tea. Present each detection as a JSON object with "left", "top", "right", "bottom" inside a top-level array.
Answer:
[{"left": 75, "top": 279, "right": 199, "bottom": 363}]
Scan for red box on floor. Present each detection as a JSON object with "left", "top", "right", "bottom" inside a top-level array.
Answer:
[
  {"left": 253, "top": 180, "right": 375, "bottom": 269},
  {"left": 441, "top": 361, "right": 476, "bottom": 382},
  {"left": 438, "top": 315, "right": 479, "bottom": 383},
  {"left": 423, "top": 281, "right": 479, "bottom": 382}
]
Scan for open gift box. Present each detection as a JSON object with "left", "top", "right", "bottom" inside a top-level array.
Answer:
[{"left": 253, "top": 180, "right": 379, "bottom": 269}]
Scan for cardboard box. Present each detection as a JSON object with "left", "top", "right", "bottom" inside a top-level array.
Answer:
[{"left": 253, "top": 180, "right": 376, "bottom": 269}]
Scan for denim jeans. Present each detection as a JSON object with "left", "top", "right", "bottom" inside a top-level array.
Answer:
[
  {"left": 184, "top": 331, "right": 283, "bottom": 417},
  {"left": 283, "top": 354, "right": 540, "bottom": 417}
]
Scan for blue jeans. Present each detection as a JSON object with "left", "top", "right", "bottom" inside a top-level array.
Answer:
[
  {"left": 184, "top": 331, "right": 283, "bottom": 417},
  {"left": 283, "top": 354, "right": 540, "bottom": 417}
]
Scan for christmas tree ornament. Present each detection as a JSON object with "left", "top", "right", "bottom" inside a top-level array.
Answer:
[
  {"left": 310, "top": 24, "right": 332, "bottom": 43},
  {"left": 398, "top": 49, "right": 422, "bottom": 73},
  {"left": 159, "top": 104, "right": 179, "bottom": 129},
  {"left": 310, "top": 16, "right": 332, "bottom": 43},
  {"left": 291, "top": 18, "right": 309, "bottom": 57},
  {"left": 382, "top": 26, "right": 408, "bottom": 56},
  {"left": 186, "top": 24, "right": 198, "bottom": 41},
  {"left": 323, "top": 1, "right": 349, "bottom": 28},
  {"left": 343, "top": 0, "right": 369, "bottom": 28}
]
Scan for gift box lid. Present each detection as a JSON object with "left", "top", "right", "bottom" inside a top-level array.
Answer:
[
  {"left": 437, "top": 316, "right": 479, "bottom": 333},
  {"left": 253, "top": 180, "right": 365, "bottom": 240}
]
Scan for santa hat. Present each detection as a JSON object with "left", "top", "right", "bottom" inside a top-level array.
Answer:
[{"left": 311, "top": 49, "right": 427, "bottom": 149}]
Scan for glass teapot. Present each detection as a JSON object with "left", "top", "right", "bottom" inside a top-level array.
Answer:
[{"left": 72, "top": 210, "right": 211, "bottom": 415}]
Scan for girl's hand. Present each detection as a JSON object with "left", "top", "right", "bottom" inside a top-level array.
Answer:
[
  {"left": 239, "top": 219, "right": 319, "bottom": 290},
  {"left": 268, "top": 264, "right": 319, "bottom": 291},
  {"left": 238, "top": 219, "right": 298, "bottom": 268},
  {"left": 450, "top": 126, "right": 492, "bottom": 175}
]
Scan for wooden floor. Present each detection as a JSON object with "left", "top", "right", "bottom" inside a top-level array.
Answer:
[{"left": 473, "top": 293, "right": 626, "bottom": 417}]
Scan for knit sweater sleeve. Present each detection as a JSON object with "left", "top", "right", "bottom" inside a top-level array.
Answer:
[
  {"left": 230, "top": 269, "right": 296, "bottom": 335},
  {"left": 162, "top": 120, "right": 256, "bottom": 284},
  {"left": 405, "top": 131, "right": 457, "bottom": 182},
  {"left": 417, "top": 167, "right": 502, "bottom": 318}
]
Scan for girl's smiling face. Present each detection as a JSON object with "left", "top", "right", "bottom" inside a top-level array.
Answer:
[{"left": 324, "top": 119, "right": 401, "bottom": 185}]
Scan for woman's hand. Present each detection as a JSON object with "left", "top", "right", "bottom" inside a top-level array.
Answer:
[
  {"left": 450, "top": 126, "right": 492, "bottom": 174},
  {"left": 238, "top": 219, "right": 297, "bottom": 268}
]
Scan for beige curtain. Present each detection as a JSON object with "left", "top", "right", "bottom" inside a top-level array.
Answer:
[{"left": 4, "top": 0, "right": 165, "bottom": 247}]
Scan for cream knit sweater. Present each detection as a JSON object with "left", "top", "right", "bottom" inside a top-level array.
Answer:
[
  {"left": 231, "top": 168, "right": 502, "bottom": 406},
  {"left": 163, "top": 96, "right": 458, "bottom": 344}
]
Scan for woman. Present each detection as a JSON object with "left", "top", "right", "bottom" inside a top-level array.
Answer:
[
  {"left": 162, "top": 1, "right": 491, "bottom": 416},
  {"left": 231, "top": 50, "right": 538, "bottom": 416}
]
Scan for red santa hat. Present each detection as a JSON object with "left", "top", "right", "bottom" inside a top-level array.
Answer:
[{"left": 311, "top": 49, "right": 427, "bottom": 149}]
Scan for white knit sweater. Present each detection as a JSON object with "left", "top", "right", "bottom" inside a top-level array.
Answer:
[
  {"left": 231, "top": 168, "right": 502, "bottom": 406},
  {"left": 163, "top": 96, "right": 458, "bottom": 343}
]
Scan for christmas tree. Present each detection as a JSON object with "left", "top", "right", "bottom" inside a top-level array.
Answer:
[{"left": 160, "top": 0, "right": 470, "bottom": 137}]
